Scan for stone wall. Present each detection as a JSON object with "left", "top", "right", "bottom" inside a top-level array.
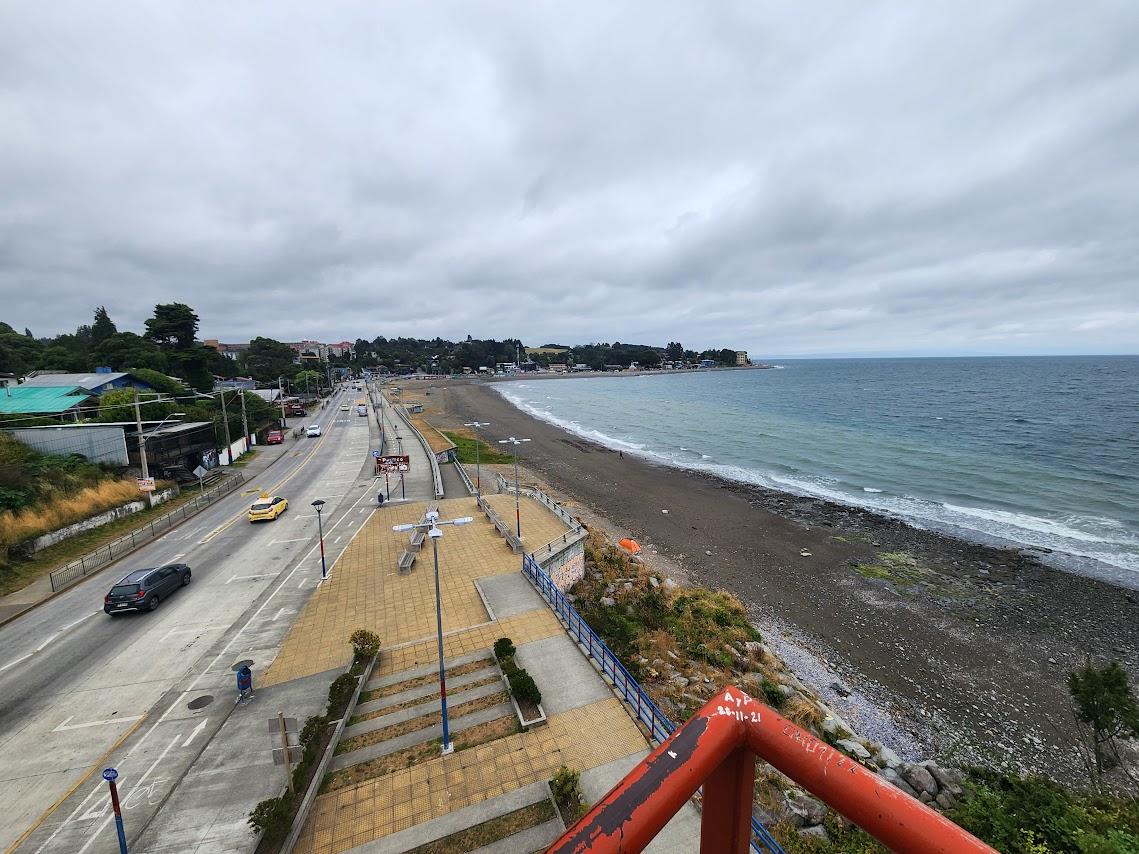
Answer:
[{"left": 542, "top": 540, "right": 585, "bottom": 591}]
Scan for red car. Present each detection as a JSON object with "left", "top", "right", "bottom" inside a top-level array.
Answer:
[{"left": 266, "top": 429, "right": 284, "bottom": 445}]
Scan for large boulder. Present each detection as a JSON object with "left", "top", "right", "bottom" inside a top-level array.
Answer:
[
  {"left": 880, "top": 768, "right": 920, "bottom": 799},
  {"left": 836, "top": 739, "right": 872, "bottom": 761},
  {"left": 797, "top": 824, "right": 830, "bottom": 842},
  {"left": 784, "top": 790, "right": 829, "bottom": 827},
  {"left": 876, "top": 745, "right": 904, "bottom": 769},
  {"left": 903, "top": 764, "right": 939, "bottom": 797}
]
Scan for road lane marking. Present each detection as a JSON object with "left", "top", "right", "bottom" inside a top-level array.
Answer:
[
  {"left": 225, "top": 573, "right": 276, "bottom": 584},
  {"left": 334, "top": 536, "right": 342, "bottom": 544},
  {"left": 181, "top": 719, "right": 207, "bottom": 747},
  {"left": 53, "top": 715, "right": 143, "bottom": 733},
  {"left": 0, "top": 652, "right": 32, "bottom": 673},
  {"left": 199, "top": 425, "right": 338, "bottom": 544},
  {"left": 20, "top": 715, "right": 148, "bottom": 854},
  {"left": 270, "top": 537, "right": 309, "bottom": 544},
  {"left": 75, "top": 732, "right": 181, "bottom": 854},
  {"left": 271, "top": 608, "right": 286, "bottom": 621},
  {"left": 186, "top": 482, "right": 378, "bottom": 693}
]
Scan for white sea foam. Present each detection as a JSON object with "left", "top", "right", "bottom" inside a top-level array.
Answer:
[{"left": 493, "top": 382, "right": 1139, "bottom": 574}]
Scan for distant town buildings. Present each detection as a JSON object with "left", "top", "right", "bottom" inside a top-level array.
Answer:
[{"left": 204, "top": 339, "right": 354, "bottom": 363}]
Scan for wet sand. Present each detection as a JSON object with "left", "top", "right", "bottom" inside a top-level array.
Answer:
[{"left": 421, "top": 378, "right": 1138, "bottom": 774}]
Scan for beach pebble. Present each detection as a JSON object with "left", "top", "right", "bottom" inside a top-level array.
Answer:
[
  {"left": 705, "top": 550, "right": 713, "bottom": 556},
  {"left": 800, "top": 549, "right": 813, "bottom": 557},
  {"left": 661, "top": 509, "right": 669, "bottom": 514}
]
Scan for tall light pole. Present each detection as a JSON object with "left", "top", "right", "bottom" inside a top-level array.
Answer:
[
  {"left": 218, "top": 390, "right": 234, "bottom": 464},
  {"left": 463, "top": 421, "right": 490, "bottom": 497},
  {"left": 278, "top": 377, "right": 287, "bottom": 427},
  {"left": 312, "top": 499, "right": 327, "bottom": 580},
  {"left": 393, "top": 510, "right": 473, "bottom": 754},
  {"left": 498, "top": 437, "right": 531, "bottom": 538},
  {"left": 133, "top": 393, "right": 184, "bottom": 508}
]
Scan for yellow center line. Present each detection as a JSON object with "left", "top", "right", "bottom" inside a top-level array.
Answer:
[{"left": 199, "top": 424, "right": 341, "bottom": 544}]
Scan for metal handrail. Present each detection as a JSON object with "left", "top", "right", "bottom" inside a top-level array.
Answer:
[
  {"left": 521, "top": 554, "right": 783, "bottom": 853},
  {"left": 49, "top": 473, "right": 246, "bottom": 592},
  {"left": 390, "top": 399, "right": 444, "bottom": 499}
]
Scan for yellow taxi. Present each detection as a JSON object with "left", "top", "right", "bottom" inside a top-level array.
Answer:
[{"left": 248, "top": 492, "right": 288, "bottom": 522}]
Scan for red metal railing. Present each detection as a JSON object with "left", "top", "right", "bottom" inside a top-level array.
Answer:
[{"left": 547, "top": 687, "right": 996, "bottom": 854}]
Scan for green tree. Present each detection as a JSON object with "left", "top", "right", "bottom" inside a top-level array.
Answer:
[
  {"left": 167, "top": 347, "right": 214, "bottom": 392},
  {"left": 294, "top": 370, "right": 322, "bottom": 394},
  {"left": 91, "top": 306, "right": 117, "bottom": 344},
  {"left": 245, "top": 337, "right": 298, "bottom": 382},
  {"left": 144, "top": 303, "right": 199, "bottom": 350},
  {"left": 92, "top": 332, "right": 167, "bottom": 373},
  {"left": 95, "top": 388, "right": 178, "bottom": 423},
  {"left": 665, "top": 341, "right": 684, "bottom": 361},
  {"left": 1069, "top": 660, "right": 1139, "bottom": 786},
  {"left": 0, "top": 328, "right": 44, "bottom": 376},
  {"left": 36, "top": 345, "right": 86, "bottom": 372},
  {"left": 128, "top": 368, "right": 187, "bottom": 396}
]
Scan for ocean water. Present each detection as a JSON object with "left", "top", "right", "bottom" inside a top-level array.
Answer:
[{"left": 496, "top": 357, "right": 1139, "bottom": 582}]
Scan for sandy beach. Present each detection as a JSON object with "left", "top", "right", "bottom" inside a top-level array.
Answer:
[{"left": 415, "top": 376, "right": 1139, "bottom": 776}]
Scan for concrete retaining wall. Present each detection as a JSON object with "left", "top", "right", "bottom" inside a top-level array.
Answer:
[{"left": 14, "top": 487, "right": 179, "bottom": 556}]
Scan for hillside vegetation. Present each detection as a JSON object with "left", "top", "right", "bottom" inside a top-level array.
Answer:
[{"left": 0, "top": 433, "right": 139, "bottom": 569}]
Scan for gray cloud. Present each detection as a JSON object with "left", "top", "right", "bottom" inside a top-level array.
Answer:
[{"left": 1, "top": 1, "right": 1137, "bottom": 357}]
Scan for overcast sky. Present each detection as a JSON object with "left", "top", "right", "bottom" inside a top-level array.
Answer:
[{"left": 2, "top": 2, "right": 1137, "bottom": 357}]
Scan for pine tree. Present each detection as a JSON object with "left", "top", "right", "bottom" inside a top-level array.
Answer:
[{"left": 91, "top": 306, "right": 117, "bottom": 344}]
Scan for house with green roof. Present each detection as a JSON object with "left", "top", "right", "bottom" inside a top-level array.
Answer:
[{"left": 0, "top": 386, "right": 96, "bottom": 421}]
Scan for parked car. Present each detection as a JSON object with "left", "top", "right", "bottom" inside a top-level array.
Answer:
[
  {"left": 104, "top": 564, "right": 191, "bottom": 614},
  {"left": 249, "top": 493, "right": 288, "bottom": 522},
  {"left": 289, "top": 405, "right": 306, "bottom": 416},
  {"left": 305, "top": 424, "right": 322, "bottom": 437},
  {"left": 266, "top": 429, "right": 284, "bottom": 444}
]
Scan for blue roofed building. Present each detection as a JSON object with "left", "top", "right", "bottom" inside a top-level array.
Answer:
[{"left": 20, "top": 369, "right": 156, "bottom": 396}]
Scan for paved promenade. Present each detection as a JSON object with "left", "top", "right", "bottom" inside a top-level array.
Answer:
[{"left": 278, "top": 485, "right": 698, "bottom": 853}]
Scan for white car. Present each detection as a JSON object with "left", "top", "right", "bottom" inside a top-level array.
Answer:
[{"left": 305, "top": 424, "right": 322, "bottom": 437}]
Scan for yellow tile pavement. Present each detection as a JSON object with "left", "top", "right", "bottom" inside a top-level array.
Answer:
[
  {"left": 262, "top": 494, "right": 572, "bottom": 687},
  {"left": 293, "top": 698, "right": 649, "bottom": 854}
]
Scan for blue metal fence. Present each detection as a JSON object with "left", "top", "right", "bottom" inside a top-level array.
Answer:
[{"left": 521, "top": 553, "right": 785, "bottom": 854}]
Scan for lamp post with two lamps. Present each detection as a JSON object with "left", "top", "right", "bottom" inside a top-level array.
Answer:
[
  {"left": 463, "top": 421, "right": 490, "bottom": 497},
  {"left": 497, "top": 437, "right": 530, "bottom": 538},
  {"left": 312, "top": 499, "right": 327, "bottom": 580},
  {"left": 133, "top": 397, "right": 185, "bottom": 508},
  {"left": 392, "top": 510, "right": 473, "bottom": 754}
]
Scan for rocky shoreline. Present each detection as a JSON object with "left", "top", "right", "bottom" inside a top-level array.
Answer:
[{"left": 425, "top": 378, "right": 1139, "bottom": 780}]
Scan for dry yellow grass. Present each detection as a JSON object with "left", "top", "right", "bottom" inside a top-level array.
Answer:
[{"left": 0, "top": 479, "right": 143, "bottom": 553}]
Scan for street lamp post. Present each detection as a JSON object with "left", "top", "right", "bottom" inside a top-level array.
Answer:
[
  {"left": 133, "top": 396, "right": 185, "bottom": 508},
  {"left": 393, "top": 511, "right": 474, "bottom": 754},
  {"left": 463, "top": 421, "right": 490, "bottom": 497},
  {"left": 312, "top": 499, "right": 327, "bottom": 580},
  {"left": 498, "top": 437, "right": 531, "bottom": 538}
]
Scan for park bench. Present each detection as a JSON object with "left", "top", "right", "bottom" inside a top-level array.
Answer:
[
  {"left": 397, "top": 550, "right": 416, "bottom": 574},
  {"left": 408, "top": 530, "right": 426, "bottom": 551}
]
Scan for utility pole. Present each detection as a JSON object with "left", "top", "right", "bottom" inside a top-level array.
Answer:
[
  {"left": 239, "top": 388, "right": 250, "bottom": 446},
  {"left": 134, "top": 390, "right": 153, "bottom": 509},
  {"left": 278, "top": 377, "right": 287, "bottom": 427},
  {"left": 219, "top": 390, "right": 233, "bottom": 464}
]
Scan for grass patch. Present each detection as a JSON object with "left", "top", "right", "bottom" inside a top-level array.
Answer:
[
  {"left": 0, "top": 486, "right": 199, "bottom": 597},
  {"left": 853, "top": 551, "right": 926, "bottom": 586},
  {"left": 337, "top": 691, "right": 509, "bottom": 754},
  {"left": 351, "top": 675, "right": 501, "bottom": 726},
  {"left": 323, "top": 715, "right": 522, "bottom": 793},
  {"left": 230, "top": 449, "right": 258, "bottom": 467},
  {"left": 358, "top": 658, "right": 492, "bottom": 705},
  {"left": 405, "top": 801, "right": 555, "bottom": 854},
  {"left": 441, "top": 431, "right": 514, "bottom": 465}
]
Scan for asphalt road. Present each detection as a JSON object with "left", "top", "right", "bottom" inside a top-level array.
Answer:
[{"left": 0, "top": 388, "right": 387, "bottom": 853}]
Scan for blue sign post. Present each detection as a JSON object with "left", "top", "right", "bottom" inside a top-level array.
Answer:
[{"left": 102, "top": 768, "right": 128, "bottom": 854}]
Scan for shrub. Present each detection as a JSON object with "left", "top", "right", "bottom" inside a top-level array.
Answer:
[
  {"left": 248, "top": 796, "right": 291, "bottom": 843},
  {"left": 349, "top": 628, "right": 381, "bottom": 660},
  {"left": 949, "top": 768, "right": 1139, "bottom": 854},
  {"left": 326, "top": 673, "right": 359, "bottom": 719},
  {"left": 759, "top": 677, "right": 785, "bottom": 708},
  {"left": 508, "top": 668, "right": 542, "bottom": 706},
  {"left": 493, "top": 637, "right": 516, "bottom": 661},
  {"left": 551, "top": 765, "right": 581, "bottom": 807}
]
